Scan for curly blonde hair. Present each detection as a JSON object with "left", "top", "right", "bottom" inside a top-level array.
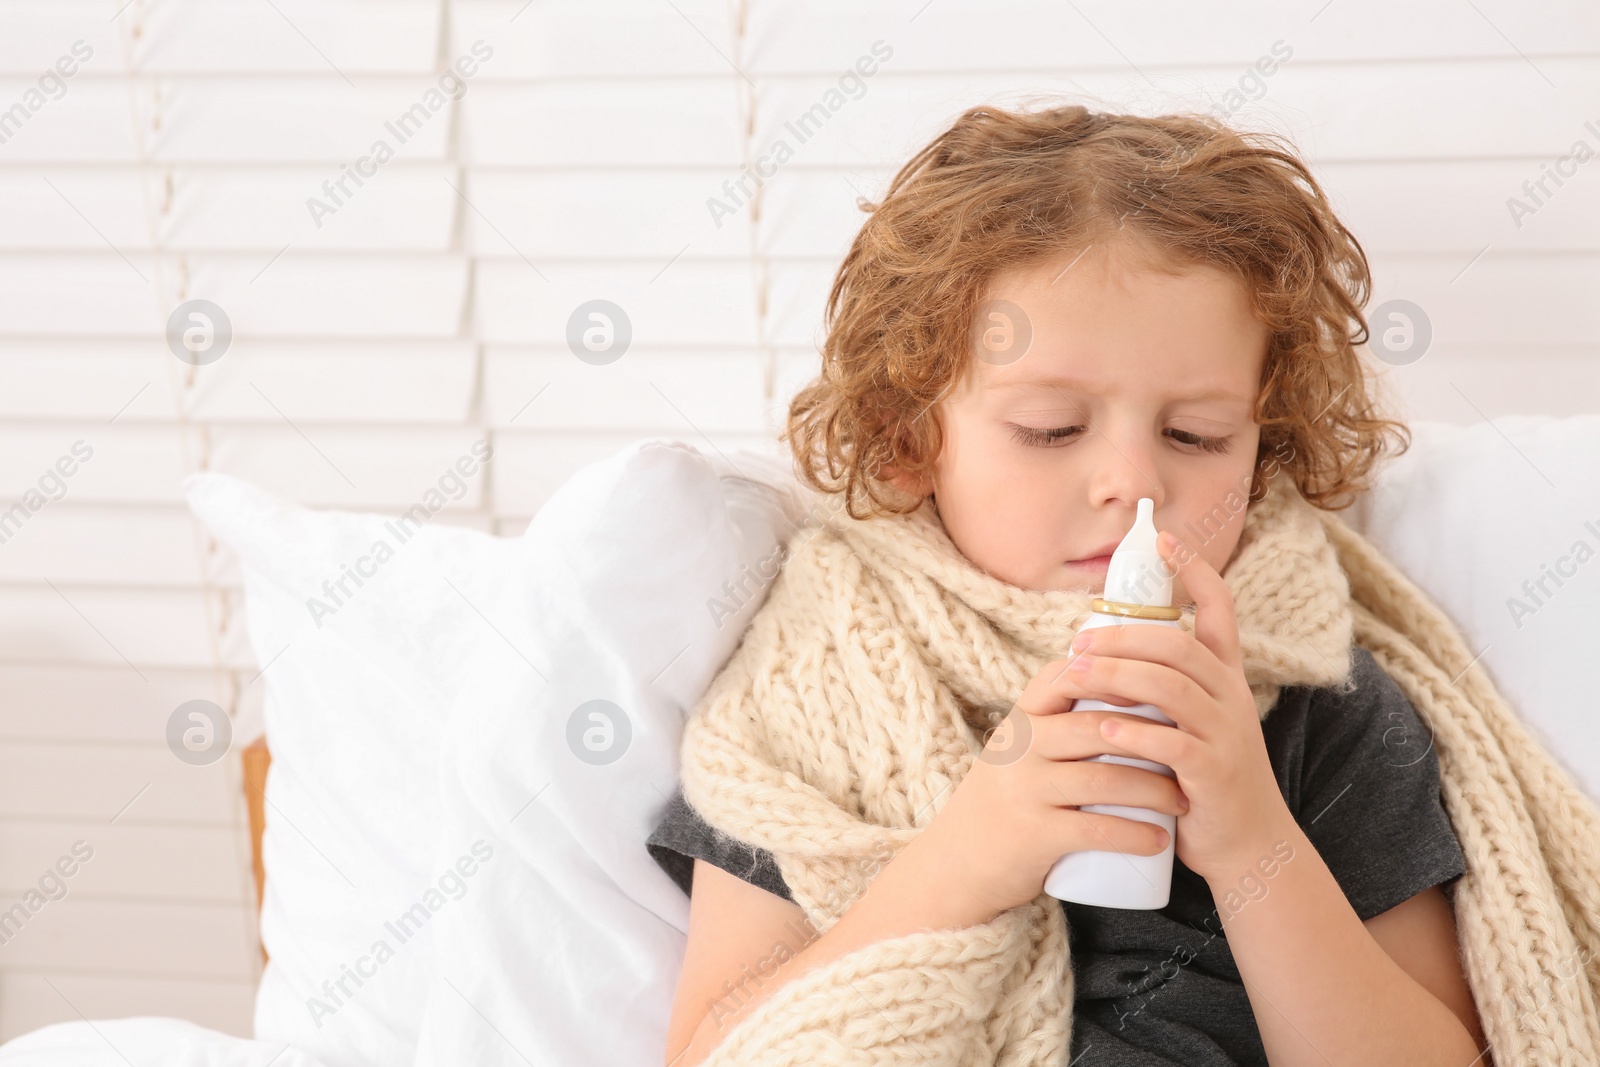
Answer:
[{"left": 782, "top": 101, "right": 1410, "bottom": 520}]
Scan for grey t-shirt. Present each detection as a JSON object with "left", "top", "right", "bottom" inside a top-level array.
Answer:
[{"left": 647, "top": 645, "right": 1467, "bottom": 1066}]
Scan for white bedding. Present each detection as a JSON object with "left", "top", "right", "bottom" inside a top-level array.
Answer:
[
  {"left": 407, "top": 441, "right": 805, "bottom": 1066},
  {"left": 4, "top": 421, "right": 1594, "bottom": 1066},
  {"left": 0, "top": 1018, "right": 332, "bottom": 1066},
  {"left": 180, "top": 462, "right": 528, "bottom": 1067},
  {"left": 0, "top": 440, "right": 804, "bottom": 1067}
]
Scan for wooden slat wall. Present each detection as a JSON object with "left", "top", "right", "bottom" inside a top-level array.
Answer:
[{"left": 0, "top": 0, "right": 1594, "bottom": 1041}]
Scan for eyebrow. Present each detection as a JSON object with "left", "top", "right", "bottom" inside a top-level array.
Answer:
[{"left": 985, "top": 375, "right": 1251, "bottom": 405}]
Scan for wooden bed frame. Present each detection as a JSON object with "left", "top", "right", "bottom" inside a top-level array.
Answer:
[{"left": 242, "top": 736, "right": 271, "bottom": 963}]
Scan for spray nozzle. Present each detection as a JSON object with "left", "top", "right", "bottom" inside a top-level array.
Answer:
[{"left": 1102, "top": 497, "right": 1173, "bottom": 607}]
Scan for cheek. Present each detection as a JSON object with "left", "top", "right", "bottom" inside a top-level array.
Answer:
[
  {"left": 932, "top": 430, "right": 1068, "bottom": 573},
  {"left": 937, "top": 418, "right": 1015, "bottom": 495},
  {"left": 1197, "top": 502, "right": 1250, "bottom": 575},
  {"left": 1171, "top": 468, "right": 1255, "bottom": 573},
  {"left": 1206, "top": 531, "right": 1243, "bottom": 576}
]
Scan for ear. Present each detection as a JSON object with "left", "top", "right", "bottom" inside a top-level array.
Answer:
[{"left": 876, "top": 461, "right": 932, "bottom": 500}]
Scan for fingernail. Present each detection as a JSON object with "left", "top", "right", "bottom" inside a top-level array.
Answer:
[
  {"left": 1101, "top": 718, "right": 1119, "bottom": 737},
  {"left": 1071, "top": 632, "right": 1094, "bottom": 652},
  {"left": 1069, "top": 653, "right": 1093, "bottom": 671}
]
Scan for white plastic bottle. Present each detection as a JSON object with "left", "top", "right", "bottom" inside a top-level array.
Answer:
[{"left": 1044, "top": 497, "right": 1183, "bottom": 909}]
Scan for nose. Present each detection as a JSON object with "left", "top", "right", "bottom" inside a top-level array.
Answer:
[{"left": 1084, "top": 418, "right": 1163, "bottom": 515}]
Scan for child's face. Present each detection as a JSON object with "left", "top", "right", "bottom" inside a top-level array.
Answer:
[{"left": 910, "top": 241, "right": 1269, "bottom": 605}]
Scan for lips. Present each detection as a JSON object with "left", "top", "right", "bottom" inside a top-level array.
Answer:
[{"left": 1068, "top": 541, "right": 1120, "bottom": 563}]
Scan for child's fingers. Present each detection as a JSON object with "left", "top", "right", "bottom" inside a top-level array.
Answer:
[
  {"left": 1100, "top": 715, "right": 1198, "bottom": 779},
  {"left": 1157, "top": 530, "right": 1242, "bottom": 668}
]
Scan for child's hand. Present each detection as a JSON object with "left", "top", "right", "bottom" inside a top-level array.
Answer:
[
  {"left": 911, "top": 666, "right": 1189, "bottom": 925},
  {"left": 1056, "top": 529, "right": 1296, "bottom": 885}
]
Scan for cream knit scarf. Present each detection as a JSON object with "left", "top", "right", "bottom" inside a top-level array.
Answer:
[{"left": 678, "top": 474, "right": 1600, "bottom": 1065}]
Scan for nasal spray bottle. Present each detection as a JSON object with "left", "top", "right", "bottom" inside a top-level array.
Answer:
[{"left": 1044, "top": 497, "right": 1183, "bottom": 909}]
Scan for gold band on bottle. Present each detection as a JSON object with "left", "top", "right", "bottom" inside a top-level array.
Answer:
[{"left": 1091, "top": 597, "right": 1183, "bottom": 621}]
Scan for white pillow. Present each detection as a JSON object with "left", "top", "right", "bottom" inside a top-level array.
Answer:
[
  {"left": 1346, "top": 415, "right": 1600, "bottom": 802},
  {"left": 184, "top": 464, "right": 524, "bottom": 1067},
  {"left": 409, "top": 439, "right": 811, "bottom": 1067},
  {"left": 0, "top": 1017, "right": 334, "bottom": 1066}
]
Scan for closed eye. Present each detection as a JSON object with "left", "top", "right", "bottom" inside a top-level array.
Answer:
[
  {"left": 1166, "top": 428, "right": 1233, "bottom": 454},
  {"left": 1009, "top": 424, "right": 1084, "bottom": 446},
  {"left": 1008, "top": 424, "right": 1233, "bottom": 455}
]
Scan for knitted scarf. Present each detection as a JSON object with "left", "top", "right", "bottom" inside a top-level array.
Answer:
[{"left": 677, "top": 473, "right": 1600, "bottom": 1065}]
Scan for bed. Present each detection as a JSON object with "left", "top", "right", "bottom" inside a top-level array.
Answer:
[{"left": 0, "top": 422, "right": 1595, "bottom": 1066}]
